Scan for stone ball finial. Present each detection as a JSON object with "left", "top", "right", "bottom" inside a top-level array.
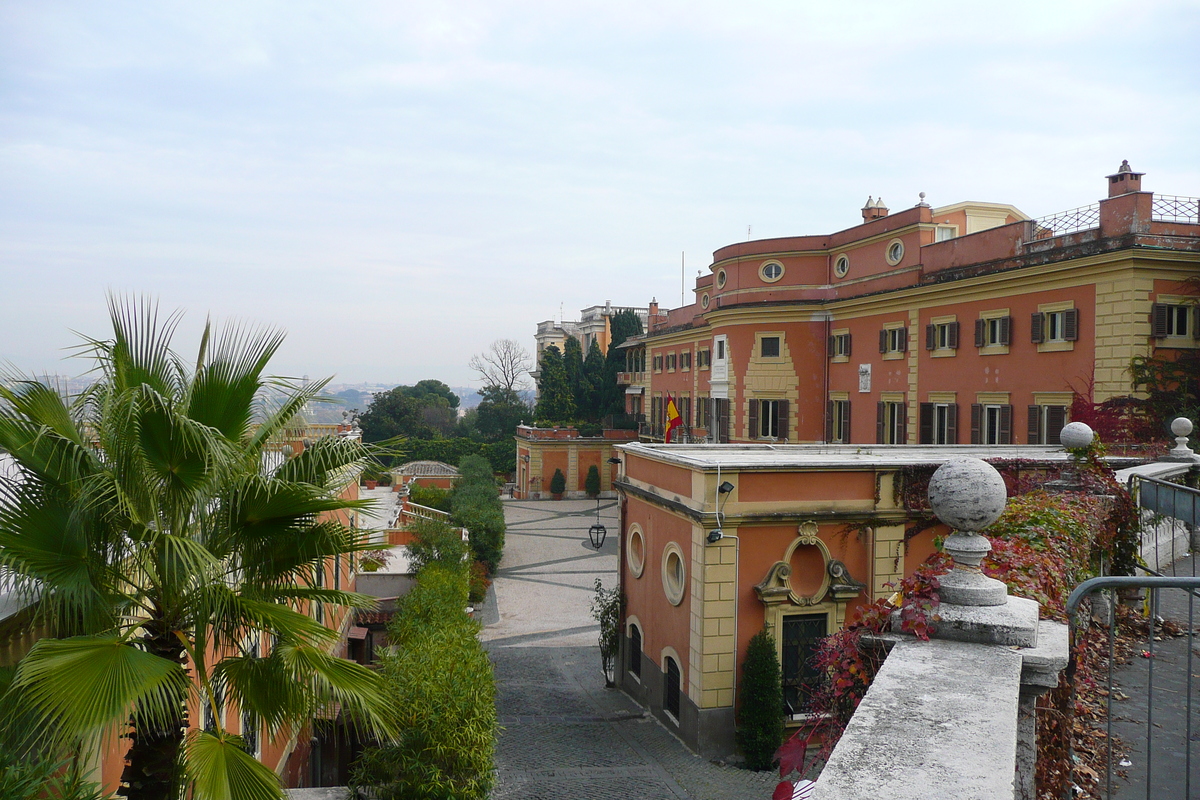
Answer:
[
  {"left": 1059, "top": 421, "right": 1095, "bottom": 449},
  {"left": 1171, "top": 417, "right": 1193, "bottom": 438},
  {"left": 927, "top": 457, "right": 1007, "bottom": 532}
]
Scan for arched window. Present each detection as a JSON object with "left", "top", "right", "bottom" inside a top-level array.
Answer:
[
  {"left": 664, "top": 656, "right": 681, "bottom": 719},
  {"left": 629, "top": 624, "right": 642, "bottom": 678}
]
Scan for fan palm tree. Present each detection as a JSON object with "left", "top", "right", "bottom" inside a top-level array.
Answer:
[{"left": 0, "top": 298, "right": 394, "bottom": 800}]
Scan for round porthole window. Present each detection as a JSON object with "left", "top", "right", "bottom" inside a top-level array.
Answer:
[
  {"left": 662, "top": 542, "right": 686, "bottom": 606},
  {"left": 834, "top": 254, "right": 849, "bottom": 278},
  {"left": 759, "top": 261, "right": 784, "bottom": 283},
  {"left": 717, "top": 269, "right": 727, "bottom": 288},
  {"left": 627, "top": 525, "right": 646, "bottom": 578},
  {"left": 701, "top": 293, "right": 710, "bottom": 309},
  {"left": 886, "top": 240, "right": 905, "bottom": 266}
]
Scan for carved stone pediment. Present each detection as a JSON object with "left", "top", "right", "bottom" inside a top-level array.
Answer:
[
  {"left": 754, "top": 520, "right": 867, "bottom": 608},
  {"left": 828, "top": 558, "right": 868, "bottom": 602}
]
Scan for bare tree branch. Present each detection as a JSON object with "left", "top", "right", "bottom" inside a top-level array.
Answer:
[{"left": 469, "top": 339, "right": 533, "bottom": 392}]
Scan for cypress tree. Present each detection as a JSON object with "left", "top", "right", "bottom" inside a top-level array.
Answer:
[
  {"left": 583, "top": 338, "right": 606, "bottom": 421},
  {"left": 562, "top": 336, "right": 587, "bottom": 418},
  {"left": 603, "top": 310, "right": 644, "bottom": 415},
  {"left": 736, "top": 629, "right": 784, "bottom": 770},
  {"left": 585, "top": 464, "right": 601, "bottom": 498},
  {"left": 535, "top": 344, "right": 576, "bottom": 423}
]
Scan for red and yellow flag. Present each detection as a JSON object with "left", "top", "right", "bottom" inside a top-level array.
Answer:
[{"left": 664, "top": 395, "right": 682, "bottom": 443}]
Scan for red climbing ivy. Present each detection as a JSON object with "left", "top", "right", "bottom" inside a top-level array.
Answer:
[{"left": 772, "top": 446, "right": 1141, "bottom": 799}]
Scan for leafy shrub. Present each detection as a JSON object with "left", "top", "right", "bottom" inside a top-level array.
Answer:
[
  {"left": 590, "top": 578, "right": 624, "bottom": 686},
  {"left": 406, "top": 518, "right": 468, "bottom": 575},
  {"left": 585, "top": 464, "right": 601, "bottom": 498},
  {"left": 451, "top": 455, "right": 506, "bottom": 573},
  {"left": 408, "top": 484, "right": 452, "bottom": 513},
  {"left": 351, "top": 559, "right": 495, "bottom": 800},
  {"left": 468, "top": 560, "right": 491, "bottom": 605},
  {"left": 736, "top": 630, "right": 784, "bottom": 770},
  {"left": 549, "top": 468, "right": 566, "bottom": 495}
]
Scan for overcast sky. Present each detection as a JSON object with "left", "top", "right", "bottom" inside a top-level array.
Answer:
[{"left": 2, "top": 1, "right": 1198, "bottom": 387}]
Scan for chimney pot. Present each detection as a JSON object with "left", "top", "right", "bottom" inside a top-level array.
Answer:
[{"left": 1106, "top": 159, "right": 1145, "bottom": 197}]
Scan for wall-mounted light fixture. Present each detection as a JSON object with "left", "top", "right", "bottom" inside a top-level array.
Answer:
[{"left": 708, "top": 481, "right": 735, "bottom": 544}]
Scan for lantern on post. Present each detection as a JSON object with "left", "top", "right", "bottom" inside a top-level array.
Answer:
[{"left": 588, "top": 495, "right": 607, "bottom": 549}]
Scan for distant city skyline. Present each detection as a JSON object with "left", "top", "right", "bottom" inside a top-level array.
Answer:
[{"left": 2, "top": 1, "right": 1198, "bottom": 385}]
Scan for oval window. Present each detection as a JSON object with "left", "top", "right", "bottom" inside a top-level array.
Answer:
[
  {"left": 760, "top": 261, "right": 784, "bottom": 283},
  {"left": 701, "top": 293, "right": 710, "bottom": 309},
  {"left": 627, "top": 525, "right": 646, "bottom": 578},
  {"left": 662, "top": 543, "right": 686, "bottom": 606},
  {"left": 834, "top": 254, "right": 849, "bottom": 278},
  {"left": 717, "top": 269, "right": 727, "bottom": 288},
  {"left": 886, "top": 240, "right": 905, "bottom": 265}
]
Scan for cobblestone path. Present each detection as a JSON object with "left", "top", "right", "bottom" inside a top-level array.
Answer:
[{"left": 482, "top": 499, "right": 777, "bottom": 800}]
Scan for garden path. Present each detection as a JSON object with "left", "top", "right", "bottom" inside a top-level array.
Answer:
[{"left": 481, "top": 498, "right": 777, "bottom": 800}]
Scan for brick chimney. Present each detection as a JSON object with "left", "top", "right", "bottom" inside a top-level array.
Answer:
[
  {"left": 648, "top": 298, "right": 658, "bottom": 317},
  {"left": 1106, "top": 160, "right": 1145, "bottom": 197},
  {"left": 861, "top": 196, "right": 889, "bottom": 222}
]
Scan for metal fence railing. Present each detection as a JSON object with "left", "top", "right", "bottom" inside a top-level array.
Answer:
[
  {"left": 1029, "top": 203, "right": 1102, "bottom": 240},
  {"left": 1066, "top": 574, "right": 1200, "bottom": 799},
  {"left": 1151, "top": 194, "right": 1200, "bottom": 225}
]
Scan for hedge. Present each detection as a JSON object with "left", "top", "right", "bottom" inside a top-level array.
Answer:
[
  {"left": 451, "top": 455, "right": 507, "bottom": 573},
  {"left": 350, "top": 522, "right": 496, "bottom": 800}
]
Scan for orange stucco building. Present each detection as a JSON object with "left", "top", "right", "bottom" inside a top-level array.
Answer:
[
  {"left": 613, "top": 443, "right": 1101, "bottom": 759},
  {"left": 609, "top": 162, "right": 1199, "bottom": 760},
  {"left": 620, "top": 163, "right": 1200, "bottom": 448}
]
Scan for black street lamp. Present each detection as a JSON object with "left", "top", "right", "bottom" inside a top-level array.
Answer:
[{"left": 588, "top": 496, "right": 607, "bottom": 549}]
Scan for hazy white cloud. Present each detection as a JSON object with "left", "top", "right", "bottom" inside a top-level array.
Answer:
[{"left": 1, "top": 0, "right": 1198, "bottom": 385}]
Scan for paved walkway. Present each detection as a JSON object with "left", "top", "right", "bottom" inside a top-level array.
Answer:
[
  {"left": 482, "top": 499, "right": 777, "bottom": 800},
  {"left": 1108, "top": 551, "right": 1199, "bottom": 799}
]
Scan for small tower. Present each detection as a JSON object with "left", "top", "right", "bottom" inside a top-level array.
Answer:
[{"left": 1106, "top": 159, "right": 1145, "bottom": 197}]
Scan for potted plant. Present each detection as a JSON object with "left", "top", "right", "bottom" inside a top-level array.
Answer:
[{"left": 549, "top": 468, "right": 566, "bottom": 500}]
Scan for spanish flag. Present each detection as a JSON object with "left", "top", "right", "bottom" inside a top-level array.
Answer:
[{"left": 664, "top": 395, "right": 682, "bottom": 443}]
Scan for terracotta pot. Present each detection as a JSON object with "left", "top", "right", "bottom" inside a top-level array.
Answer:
[
  {"left": 364, "top": 480, "right": 378, "bottom": 490},
  {"left": 552, "top": 492, "right": 563, "bottom": 500}
]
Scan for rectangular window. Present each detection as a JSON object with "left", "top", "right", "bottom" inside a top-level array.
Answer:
[
  {"left": 879, "top": 326, "right": 908, "bottom": 355},
  {"left": 826, "top": 400, "right": 851, "bottom": 443},
  {"left": 716, "top": 339, "right": 725, "bottom": 360},
  {"left": 761, "top": 336, "right": 781, "bottom": 358},
  {"left": 681, "top": 351, "right": 692, "bottom": 370},
  {"left": 827, "top": 332, "right": 851, "bottom": 358},
  {"left": 203, "top": 682, "right": 225, "bottom": 733},
  {"left": 876, "top": 401, "right": 907, "bottom": 444},
  {"left": 781, "top": 614, "right": 828, "bottom": 715},
  {"left": 975, "top": 316, "right": 1012, "bottom": 347},
  {"left": 1152, "top": 303, "right": 1198, "bottom": 339},
  {"left": 697, "top": 349, "right": 711, "bottom": 368},
  {"left": 750, "top": 399, "right": 789, "bottom": 440},
  {"left": 1031, "top": 309, "right": 1079, "bottom": 344},
  {"left": 925, "top": 321, "right": 959, "bottom": 352},
  {"left": 696, "top": 396, "right": 710, "bottom": 428},
  {"left": 919, "top": 402, "right": 959, "bottom": 444},
  {"left": 667, "top": 353, "right": 677, "bottom": 370},
  {"left": 935, "top": 225, "right": 957, "bottom": 242},
  {"left": 971, "top": 404, "right": 1013, "bottom": 444},
  {"left": 1027, "top": 405, "right": 1068, "bottom": 445},
  {"left": 314, "top": 559, "right": 324, "bottom": 624},
  {"left": 653, "top": 354, "right": 663, "bottom": 372},
  {"left": 707, "top": 398, "right": 731, "bottom": 443}
]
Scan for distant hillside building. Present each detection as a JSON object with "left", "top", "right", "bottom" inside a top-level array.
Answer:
[{"left": 531, "top": 302, "right": 650, "bottom": 385}]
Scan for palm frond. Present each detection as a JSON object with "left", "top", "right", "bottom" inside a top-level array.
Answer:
[
  {"left": 12, "top": 635, "right": 189, "bottom": 743},
  {"left": 184, "top": 729, "right": 286, "bottom": 800},
  {"left": 187, "top": 320, "right": 287, "bottom": 442}
]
